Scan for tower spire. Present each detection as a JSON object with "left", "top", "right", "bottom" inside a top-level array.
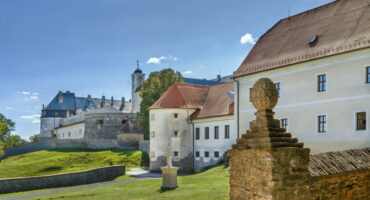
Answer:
[{"left": 137, "top": 60, "right": 140, "bottom": 69}]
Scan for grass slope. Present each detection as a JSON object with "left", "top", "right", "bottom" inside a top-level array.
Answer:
[
  {"left": 29, "top": 164, "right": 230, "bottom": 200},
  {"left": 0, "top": 148, "right": 148, "bottom": 178}
]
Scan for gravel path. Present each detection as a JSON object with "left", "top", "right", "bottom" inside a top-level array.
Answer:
[{"left": 0, "top": 178, "right": 148, "bottom": 200}]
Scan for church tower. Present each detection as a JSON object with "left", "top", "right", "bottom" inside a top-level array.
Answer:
[{"left": 131, "top": 60, "right": 145, "bottom": 113}]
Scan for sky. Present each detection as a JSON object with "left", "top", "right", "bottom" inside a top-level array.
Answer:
[{"left": 0, "top": 0, "right": 333, "bottom": 139}]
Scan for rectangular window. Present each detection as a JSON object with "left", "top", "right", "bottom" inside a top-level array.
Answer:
[
  {"left": 275, "top": 83, "right": 280, "bottom": 98},
  {"left": 195, "top": 128, "right": 200, "bottom": 140},
  {"left": 281, "top": 118, "right": 288, "bottom": 130},
  {"left": 317, "top": 74, "right": 326, "bottom": 92},
  {"left": 214, "top": 126, "right": 219, "bottom": 139},
  {"left": 96, "top": 119, "right": 104, "bottom": 124},
  {"left": 174, "top": 113, "right": 178, "bottom": 118},
  {"left": 214, "top": 151, "right": 219, "bottom": 158},
  {"left": 318, "top": 115, "right": 327, "bottom": 133},
  {"left": 205, "top": 127, "right": 209, "bottom": 139},
  {"left": 367, "top": 67, "right": 370, "bottom": 83},
  {"left": 150, "top": 114, "right": 155, "bottom": 121},
  {"left": 173, "top": 151, "right": 179, "bottom": 157},
  {"left": 356, "top": 112, "right": 366, "bottom": 131},
  {"left": 151, "top": 151, "right": 155, "bottom": 158},
  {"left": 151, "top": 131, "right": 155, "bottom": 138},
  {"left": 195, "top": 151, "right": 200, "bottom": 157},
  {"left": 173, "top": 130, "right": 179, "bottom": 137},
  {"left": 225, "top": 125, "right": 230, "bottom": 138},
  {"left": 204, "top": 151, "right": 209, "bottom": 158},
  {"left": 249, "top": 88, "right": 252, "bottom": 102}
]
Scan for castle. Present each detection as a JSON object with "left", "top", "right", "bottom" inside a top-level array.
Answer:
[{"left": 39, "top": 63, "right": 146, "bottom": 142}]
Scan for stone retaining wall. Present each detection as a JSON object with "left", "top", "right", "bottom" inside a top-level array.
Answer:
[
  {"left": 138, "top": 140, "right": 149, "bottom": 156},
  {"left": 309, "top": 169, "right": 370, "bottom": 200},
  {"left": 2, "top": 139, "right": 137, "bottom": 159},
  {"left": 0, "top": 165, "right": 125, "bottom": 194}
]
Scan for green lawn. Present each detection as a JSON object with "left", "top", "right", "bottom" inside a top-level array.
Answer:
[
  {"left": 27, "top": 164, "right": 230, "bottom": 200},
  {"left": 0, "top": 148, "right": 148, "bottom": 178}
]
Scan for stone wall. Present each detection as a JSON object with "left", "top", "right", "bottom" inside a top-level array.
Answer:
[
  {"left": 2, "top": 139, "right": 138, "bottom": 159},
  {"left": 117, "top": 133, "right": 144, "bottom": 148},
  {"left": 0, "top": 165, "right": 125, "bottom": 194},
  {"left": 309, "top": 170, "right": 370, "bottom": 200}
]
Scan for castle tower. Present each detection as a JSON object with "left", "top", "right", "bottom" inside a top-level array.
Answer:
[{"left": 131, "top": 60, "right": 145, "bottom": 113}]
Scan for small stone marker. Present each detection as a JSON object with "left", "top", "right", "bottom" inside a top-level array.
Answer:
[
  {"left": 161, "top": 154, "right": 179, "bottom": 190},
  {"left": 227, "top": 78, "right": 310, "bottom": 200}
]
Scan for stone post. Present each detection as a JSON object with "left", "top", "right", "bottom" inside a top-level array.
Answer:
[
  {"left": 227, "top": 78, "right": 310, "bottom": 200},
  {"left": 160, "top": 131, "right": 179, "bottom": 190}
]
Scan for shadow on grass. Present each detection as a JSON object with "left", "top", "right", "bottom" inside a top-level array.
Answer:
[{"left": 158, "top": 187, "right": 178, "bottom": 193}]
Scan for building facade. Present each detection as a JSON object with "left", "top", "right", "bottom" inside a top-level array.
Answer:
[
  {"left": 233, "top": 0, "right": 370, "bottom": 154},
  {"left": 149, "top": 82, "right": 234, "bottom": 172}
]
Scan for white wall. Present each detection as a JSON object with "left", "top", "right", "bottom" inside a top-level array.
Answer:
[
  {"left": 235, "top": 48, "right": 370, "bottom": 153},
  {"left": 56, "top": 122, "right": 85, "bottom": 139},
  {"left": 193, "top": 115, "right": 234, "bottom": 172},
  {"left": 149, "top": 108, "right": 195, "bottom": 170}
]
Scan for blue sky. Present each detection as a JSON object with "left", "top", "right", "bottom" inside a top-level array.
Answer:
[{"left": 0, "top": 0, "right": 332, "bottom": 139}]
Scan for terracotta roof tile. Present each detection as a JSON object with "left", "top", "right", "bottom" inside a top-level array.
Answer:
[
  {"left": 149, "top": 83, "right": 209, "bottom": 109},
  {"left": 233, "top": 0, "right": 370, "bottom": 78},
  {"left": 195, "top": 82, "right": 234, "bottom": 119}
]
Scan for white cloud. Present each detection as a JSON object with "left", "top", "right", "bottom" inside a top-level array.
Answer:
[
  {"left": 5, "top": 107, "right": 13, "bottom": 110},
  {"left": 32, "top": 92, "right": 39, "bottom": 96},
  {"left": 21, "top": 91, "right": 31, "bottom": 95},
  {"left": 183, "top": 70, "right": 192, "bottom": 75},
  {"left": 21, "top": 114, "right": 41, "bottom": 124},
  {"left": 147, "top": 55, "right": 178, "bottom": 64},
  {"left": 30, "top": 96, "right": 38, "bottom": 100},
  {"left": 19, "top": 91, "right": 39, "bottom": 101},
  {"left": 240, "top": 33, "right": 257, "bottom": 45}
]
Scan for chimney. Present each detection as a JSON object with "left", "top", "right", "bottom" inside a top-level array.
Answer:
[
  {"left": 217, "top": 75, "right": 221, "bottom": 82},
  {"left": 58, "top": 91, "right": 63, "bottom": 103},
  {"left": 121, "top": 97, "right": 126, "bottom": 107},
  {"left": 87, "top": 94, "right": 92, "bottom": 101},
  {"left": 66, "top": 90, "right": 70, "bottom": 94},
  {"left": 102, "top": 96, "right": 106, "bottom": 107},
  {"left": 111, "top": 96, "right": 114, "bottom": 106},
  {"left": 42, "top": 104, "right": 44, "bottom": 109}
]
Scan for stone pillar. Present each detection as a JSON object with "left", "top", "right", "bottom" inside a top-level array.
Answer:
[
  {"left": 161, "top": 155, "right": 179, "bottom": 190},
  {"left": 227, "top": 78, "right": 310, "bottom": 200}
]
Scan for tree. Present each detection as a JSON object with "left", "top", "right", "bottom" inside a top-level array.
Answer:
[
  {"left": 0, "top": 113, "right": 15, "bottom": 141},
  {"left": 138, "top": 68, "right": 184, "bottom": 139},
  {"left": 4, "top": 135, "right": 27, "bottom": 149},
  {"left": 0, "top": 122, "right": 5, "bottom": 157},
  {"left": 29, "top": 134, "right": 40, "bottom": 143}
]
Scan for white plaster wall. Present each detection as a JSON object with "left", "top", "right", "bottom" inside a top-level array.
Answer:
[
  {"left": 40, "top": 118, "right": 61, "bottom": 138},
  {"left": 56, "top": 123, "right": 85, "bottom": 139},
  {"left": 193, "top": 115, "right": 234, "bottom": 171},
  {"left": 149, "top": 108, "right": 195, "bottom": 167},
  {"left": 235, "top": 48, "right": 370, "bottom": 153}
]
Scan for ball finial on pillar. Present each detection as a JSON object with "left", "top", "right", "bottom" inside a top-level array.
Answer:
[{"left": 251, "top": 78, "right": 278, "bottom": 111}]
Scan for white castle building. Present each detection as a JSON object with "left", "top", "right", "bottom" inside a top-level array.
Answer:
[{"left": 40, "top": 64, "right": 146, "bottom": 141}]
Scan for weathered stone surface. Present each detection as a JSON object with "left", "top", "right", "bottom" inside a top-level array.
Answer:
[
  {"left": 228, "top": 78, "right": 310, "bottom": 200},
  {"left": 0, "top": 165, "right": 125, "bottom": 194},
  {"left": 309, "top": 170, "right": 370, "bottom": 200},
  {"left": 161, "top": 167, "right": 179, "bottom": 189}
]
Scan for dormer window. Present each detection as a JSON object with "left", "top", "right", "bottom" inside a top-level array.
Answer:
[{"left": 309, "top": 35, "right": 319, "bottom": 47}]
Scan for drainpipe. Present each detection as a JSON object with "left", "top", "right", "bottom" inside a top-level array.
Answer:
[{"left": 235, "top": 79, "right": 240, "bottom": 138}]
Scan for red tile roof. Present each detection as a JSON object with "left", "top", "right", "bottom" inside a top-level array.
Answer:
[
  {"left": 150, "top": 82, "right": 234, "bottom": 119},
  {"left": 195, "top": 82, "right": 234, "bottom": 119},
  {"left": 149, "top": 83, "right": 209, "bottom": 109},
  {"left": 233, "top": 0, "right": 370, "bottom": 78}
]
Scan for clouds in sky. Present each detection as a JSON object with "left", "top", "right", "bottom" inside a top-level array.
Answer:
[
  {"left": 5, "top": 107, "right": 13, "bottom": 110},
  {"left": 240, "top": 33, "right": 257, "bottom": 45},
  {"left": 19, "top": 91, "right": 39, "bottom": 101},
  {"left": 183, "top": 70, "right": 192, "bottom": 75},
  {"left": 147, "top": 55, "right": 178, "bottom": 64},
  {"left": 21, "top": 114, "right": 41, "bottom": 124}
]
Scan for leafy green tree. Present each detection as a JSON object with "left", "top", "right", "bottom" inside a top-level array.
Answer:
[
  {"left": 29, "top": 134, "right": 40, "bottom": 143},
  {"left": 0, "top": 122, "right": 5, "bottom": 157},
  {"left": 4, "top": 135, "right": 27, "bottom": 149},
  {"left": 138, "top": 68, "right": 184, "bottom": 139},
  {"left": 0, "top": 113, "right": 15, "bottom": 141}
]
